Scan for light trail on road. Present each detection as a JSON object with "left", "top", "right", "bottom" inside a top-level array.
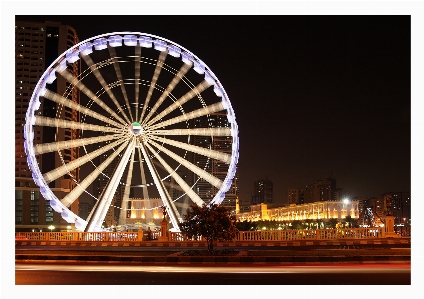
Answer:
[{"left": 16, "top": 263, "right": 410, "bottom": 274}]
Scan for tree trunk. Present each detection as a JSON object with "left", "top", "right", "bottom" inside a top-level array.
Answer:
[{"left": 208, "top": 239, "right": 213, "bottom": 251}]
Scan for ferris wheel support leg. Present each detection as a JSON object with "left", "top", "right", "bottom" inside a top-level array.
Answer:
[
  {"left": 119, "top": 148, "right": 136, "bottom": 226},
  {"left": 85, "top": 139, "right": 135, "bottom": 232},
  {"left": 138, "top": 142, "right": 181, "bottom": 230}
]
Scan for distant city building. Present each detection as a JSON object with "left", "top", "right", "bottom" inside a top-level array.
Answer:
[
  {"left": 400, "top": 192, "right": 411, "bottom": 225},
  {"left": 331, "top": 188, "right": 350, "bottom": 201},
  {"left": 368, "top": 197, "right": 385, "bottom": 220},
  {"left": 188, "top": 112, "right": 239, "bottom": 212},
  {"left": 383, "top": 192, "right": 410, "bottom": 225},
  {"left": 287, "top": 188, "right": 304, "bottom": 205},
  {"left": 303, "top": 177, "right": 336, "bottom": 203},
  {"left": 252, "top": 179, "right": 273, "bottom": 204},
  {"left": 353, "top": 193, "right": 411, "bottom": 227},
  {"left": 236, "top": 197, "right": 251, "bottom": 213},
  {"left": 78, "top": 201, "right": 93, "bottom": 220},
  {"left": 15, "top": 20, "right": 80, "bottom": 231},
  {"left": 237, "top": 200, "right": 359, "bottom": 222}
]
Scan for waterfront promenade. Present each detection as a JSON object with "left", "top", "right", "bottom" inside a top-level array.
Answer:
[{"left": 16, "top": 237, "right": 411, "bottom": 265}]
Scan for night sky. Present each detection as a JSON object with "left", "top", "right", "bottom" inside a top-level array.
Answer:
[{"left": 14, "top": 14, "right": 412, "bottom": 204}]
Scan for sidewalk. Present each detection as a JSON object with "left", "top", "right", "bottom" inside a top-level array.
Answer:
[
  {"left": 15, "top": 237, "right": 410, "bottom": 248},
  {"left": 15, "top": 238, "right": 411, "bottom": 265}
]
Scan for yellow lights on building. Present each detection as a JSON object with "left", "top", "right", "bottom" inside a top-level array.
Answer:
[{"left": 237, "top": 200, "right": 360, "bottom": 222}]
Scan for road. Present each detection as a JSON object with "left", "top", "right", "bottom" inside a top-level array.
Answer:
[{"left": 15, "top": 263, "right": 410, "bottom": 285}]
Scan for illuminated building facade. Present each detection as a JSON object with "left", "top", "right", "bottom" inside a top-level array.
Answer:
[
  {"left": 124, "top": 198, "right": 165, "bottom": 226},
  {"left": 15, "top": 20, "right": 80, "bottom": 231},
  {"left": 236, "top": 200, "right": 359, "bottom": 222}
]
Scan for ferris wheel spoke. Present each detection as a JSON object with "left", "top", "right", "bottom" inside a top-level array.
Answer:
[
  {"left": 142, "top": 62, "right": 192, "bottom": 124},
  {"left": 60, "top": 138, "right": 131, "bottom": 208},
  {"left": 145, "top": 80, "right": 212, "bottom": 127},
  {"left": 57, "top": 69, "right": 127, "bottom": 125},
  {"left": 81, "top": 53, "right": 132, "bottom": 124},
  {"left": 43, "top": 138, "right": 128, "bottom": 184},
  {"left": 85, "top": 138, "right": 135, "bottom": 232},
  {"left": 149, "top": 135, "right": 231, "bottom": 164},
  {"left": 108, "top": 46, "right": 133, "bottom": 122},
  {"left": 119, "top": 147, "right": 136, "bottom": 224},
  {"left": 136, "top": 147, "right": 150, "bottom": 199},
  {"left": 139, "top": 50, "right": 168, "bottom": 123},
  {"left": 35, "top": 116, "right": 122, "bottom": 133},
  {"left": 147, "top": 139, "right": 223, "bottom": 190},
  {"left": 138, "top": 141, "right": 181, "bottom": 228},
  {"left": 148, "top": 102, "right": 225, "bottom": 130},
  {"left": 144, "top": 142, "right": 205, "bottom": 206},
  {"left": 34, "top": 133, "right": 123, "bottom": 155},
  {"left": 42, "top": 89, "right": 125, "bottom": 129},
  {"left": 151, "top": 127, "right": 231, "bottom": 137},
  {"left": 134, "top": 45, "right": 142, "bottom": 121}
]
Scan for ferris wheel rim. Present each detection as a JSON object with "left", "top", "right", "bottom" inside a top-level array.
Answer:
[{"left": 24, "top": 31, "right": 239, "bottom": 232}]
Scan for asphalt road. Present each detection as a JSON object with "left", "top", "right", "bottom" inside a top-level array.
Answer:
[{"left": 15, "top": 263, "right": 411, "bottom": 285}]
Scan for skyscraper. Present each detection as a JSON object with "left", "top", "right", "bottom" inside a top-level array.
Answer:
[
  {"left": 188, "top": 112, "right": 239, "bottom": 212},
  {"left": 303, "top": 177, "right": 336, "bottom": 204},
  {"left": 253, "top": 179, "right": 273, "bottom": 204},
  {"left": 15, "top": 20, "right": 80, "bottom": 231},
  {"left": 287, "top": 188, "right": 304, "bottom": 205}
]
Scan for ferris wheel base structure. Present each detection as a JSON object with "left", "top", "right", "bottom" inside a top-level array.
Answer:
[{"left": 24, "top": 32, "right": 239, "bottom": 232}]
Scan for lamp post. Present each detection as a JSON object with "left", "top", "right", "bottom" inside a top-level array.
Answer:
[{"left": 48, "top": 225, "right": 55, "bottom": 232}]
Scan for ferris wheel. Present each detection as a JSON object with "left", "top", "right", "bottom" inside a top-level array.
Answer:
[{"left": 24, "top": 32, "right": 239, "bottom": 232}]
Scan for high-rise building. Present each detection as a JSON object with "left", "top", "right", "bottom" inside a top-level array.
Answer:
[
  {"left": 78, "top": 201, "right": 93, "bottom": 220},
  {"left": 368, "top": 197, "right": 385, "bottom": 221},
  {"left": 15, "top": 20, "right": 80, "bottom": 231},
  {"left": 253, "top": 179, "right": 273, "bottom": 204},
  {"left": 188, "top": 112, "right": 239, "bottom": 212},
  {"left": 400, "top": 192, "right": 411, "bottom": 225},
  {"left": 287, "top": 188, "right": 304, "bottom": 205},
  {"left": 383, "top": 192, "right": 411, "bottom": 225},
  {"left": 303, "top": 177, "right": 336, "bottom": 204}
]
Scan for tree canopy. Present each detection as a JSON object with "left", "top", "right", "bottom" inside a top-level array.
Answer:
[{"left": 178, "top": 203, "right": 238, "bottom": 250}]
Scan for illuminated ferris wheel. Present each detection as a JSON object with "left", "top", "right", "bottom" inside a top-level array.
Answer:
[{"left": 24, "top": 32, "right": 239, "bottom": 232}]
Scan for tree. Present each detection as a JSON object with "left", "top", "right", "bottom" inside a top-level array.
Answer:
[
  {"left": 304, "top": 219, "right": 313, "bottom": 230},
  {"left": 236, "top": 220, "right": 256, "bottom": 231},
  {"left": 344, "top": 215, "right": 353, "bottom": 228},
  {"left": 326, "top": 218, "right": 338, "bottom": 229},
  {"left": 291, "top": 220, "right": 303, "bottom": 230},
  {"left": 179, "top": 203, "right": 239, "bottom": 250}
]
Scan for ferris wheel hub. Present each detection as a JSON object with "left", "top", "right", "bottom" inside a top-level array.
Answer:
[{"left": 129, "top": 122, "right": 143, "bottom": 135}]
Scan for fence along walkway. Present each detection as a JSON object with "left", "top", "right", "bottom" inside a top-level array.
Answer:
[{"left": 14, "top": 227, "right": 405, "bottom": 242}]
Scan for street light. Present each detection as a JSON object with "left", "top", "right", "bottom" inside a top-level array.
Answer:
[{"left": 48, "top": 225, "right": 55, "bottom": 232}]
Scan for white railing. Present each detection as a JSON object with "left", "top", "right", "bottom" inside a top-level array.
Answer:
[
  {"left": 15, "top": 231, "right": 141, "bottom": 242},
  {"left": 16, "top": 227, "right": 400, "bottom": 242},
  {"left": 236, "top": 228, "right": 386, "bottom": 241},
  {"left": 168, "top": 232, "right": 203, "bottom": 242}
]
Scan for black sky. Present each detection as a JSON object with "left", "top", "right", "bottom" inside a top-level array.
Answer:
[{"left": 16, "top": 15, "right": 411, "bottom": 204}]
